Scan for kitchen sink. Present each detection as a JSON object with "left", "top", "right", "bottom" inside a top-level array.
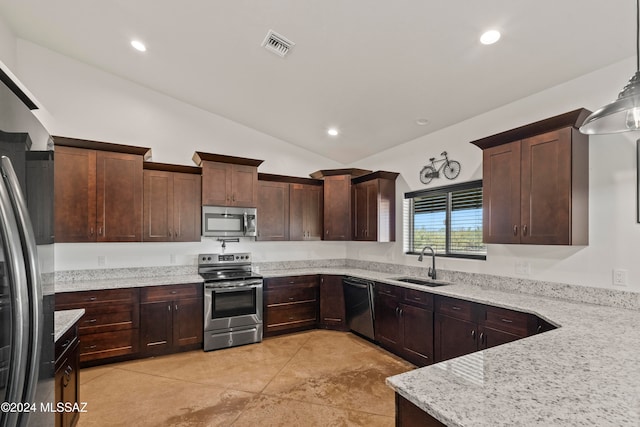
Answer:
[{"left": 390, "top": 277, "right": 450, "bottom": 287}]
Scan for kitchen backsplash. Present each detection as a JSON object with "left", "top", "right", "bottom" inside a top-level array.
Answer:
[{"left": 55, "top": 259, "right": 640, "bottom": 310}]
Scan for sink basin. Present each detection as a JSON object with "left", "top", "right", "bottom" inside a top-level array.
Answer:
[{"left": 391, "top": 277, "right": 450, "bottom": 287}]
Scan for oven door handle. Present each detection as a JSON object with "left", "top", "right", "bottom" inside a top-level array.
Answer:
[{"left": 206, "top": 281, "right": 263, "bottom": 291}]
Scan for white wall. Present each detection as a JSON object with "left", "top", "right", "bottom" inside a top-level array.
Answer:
[
  {"left": 349, "top": 57, "right": 640, "bottom": 292},
  {"left": 0, "top": 14, "right": 16, "bottom": 70},
  {"left": 6, "top": 40, "right": 347, "bottom": 270}
]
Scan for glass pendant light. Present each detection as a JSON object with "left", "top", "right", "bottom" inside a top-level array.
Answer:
[{"left": 580, "top": 0, "right": 640, "bottom": 134}]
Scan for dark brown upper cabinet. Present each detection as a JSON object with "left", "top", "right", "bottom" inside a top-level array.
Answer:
[
  {"left": 256, "top": 173, "right": 323, "bottom": 241},
  {"left": 471, "top": 109, "right": 590, "bottom": 245},
  {"left": 53, "top": 137, "right": 150, "bottom": 243},
  {"left": 193, "top": 152, "right": 263, "bottom": 208},
  {"left": 351, "top": 171, "right": 398, "bottom": 242},
  {"left": 310, "top": 168, "right": 372, "bottom": 241},
  {"left": 143, "top": 163, "right": 201, "bottom": 242}
]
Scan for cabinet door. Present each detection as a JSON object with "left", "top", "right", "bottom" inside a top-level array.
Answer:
[
  {"left": 479, "top": 326, "right": 523, "bottom": 350},
  {"left": 96, "top": 151, "right": 143, "bottom": 242},
  {"left": 353, "top": 180, "right": 378, "bottom": 241},
  {"left": 289, "top": 183, "right": 306, "bottom": 240},
  {"left": 323, "top": 175, "right": 351, "bottom": 240},
  {"left": 434, "top": 313, "right": 477, "bottom": 362},
  {"left": 304, "top": 185, "right": 323, "bottom": 240},
  {"left": 400, "top": 303, "right": 433, "bottom": 367},
  {"left": 201, "top": 161, "right": 232, "bottom": 205},
  {"left": 520, "top": 128, "right": 572, "bottom": 244},
  {"left": 291, "top": 184, "right": 323, "bottom": 240},
  {"left": 319, "top": 275, "right": 346, "bottom": 330},
  {"left": 258, "top": 180, "right": 289, "bottom": 241},
  {"left": 143, "top": 169, "right": 173, "bottom": 242},
  {"left": 55, "top": 342, "right": 79, "bottom": 427},
  {"left": 26, "top": 154, "right": 55, "bottom": 244},
  {"left": 230, "top": 164, "right": 258, "bottom": 207},
  {"left": 54, "top": 146, "right": 97, "bottom": 242},
  {"left": 482, "top": 141, "right": 521, "bottom": 244},
  {"left": 374, "top": 292, "right": 400, "bottom": 350},
  {"left": 173, "top": 297, "right": 203, "bottom": 347},
  {"left": 140, "top": 301, "right": 173, "bottom": 354},
  {"left": 172, "top": 173, "right": 201, "bottom": 241}
]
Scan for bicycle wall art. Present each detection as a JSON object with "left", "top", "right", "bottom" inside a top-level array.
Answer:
[{"left": 419, "top": 151, "right": 461, "bottom": 184}]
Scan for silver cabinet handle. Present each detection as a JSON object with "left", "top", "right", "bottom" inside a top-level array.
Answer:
[{"left": 513, "top": 225, "right": 518, "bottom": 236}]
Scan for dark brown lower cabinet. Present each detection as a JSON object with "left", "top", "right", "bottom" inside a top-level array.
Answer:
[
  {"left": 264, "top": 275, "right": 319, "bottom": 336},
  {"left": 319, "top": 275, "right": 347, "bottom": 330},
  {"left": 434, "top": 313, "right": 477, "bottom": 361},
  {"left": 55, "top": 323, "right": 80, "bottom": 427},
  {"left": 374, "top": 283, "right": 434, "bottom": 367},
  {"left": 140, "top": 284, "right": 203, "bottom": 355},
  {"left": 396, "top": 394, "right": 446, "bottom": 427}
]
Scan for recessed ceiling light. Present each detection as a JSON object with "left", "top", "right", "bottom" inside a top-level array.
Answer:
[
  {"left": 480, "top": 30, "right": 501, "bottom": 45},
  {"left": 327, "top": 128, "right": 339, "bottom": 136},
  {"left": 416, "top": 118, "right": 429, "bottom": 126},
  {"left": 131, "top": 40, "right": 147, "bottom": 52}
]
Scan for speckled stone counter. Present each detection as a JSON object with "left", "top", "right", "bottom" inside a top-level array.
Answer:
[
  {"left": 54, "top": 309, "right": 84, "bottom": 342},
  {"left": 53, "top": 264, "right": 640, "bottom": 425},
  {"left": 55, "top": 274, "right": 204, "bottom": 293}
]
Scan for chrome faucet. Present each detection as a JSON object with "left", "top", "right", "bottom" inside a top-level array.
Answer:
[{"left": 418, "top": 245, "right": 437, "bottom": 280}]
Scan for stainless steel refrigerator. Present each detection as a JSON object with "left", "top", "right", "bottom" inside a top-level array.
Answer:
[{"left": 0, "top": 67, "right": 55, "bottom": 427}]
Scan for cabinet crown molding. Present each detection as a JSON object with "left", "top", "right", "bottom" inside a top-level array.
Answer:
[
  {"left": 309, "top": 168, "right": 372, "bottom": 179},
  {"left": 52, "top": 135, "right": 152, "bottom": 159},
  {"left": 192, "top": 151, "right": 264, "bottom": 167},
  {"left": 469, "top": 108, "right": 591, "bottom": 150}
]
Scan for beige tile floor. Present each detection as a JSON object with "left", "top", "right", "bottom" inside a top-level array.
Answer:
[{"left": 77, "top": 330, "right": 414, "bottom": 427}]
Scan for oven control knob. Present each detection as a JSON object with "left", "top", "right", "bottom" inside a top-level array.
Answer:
[
  {"left": 235, "top": 256, "right": 239, "bottom": 260},
  {"left": 207, "top": 256, "right": 212, "bottom": 261}
]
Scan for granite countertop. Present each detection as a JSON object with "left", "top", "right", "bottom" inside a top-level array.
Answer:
[
  {"left": 53, "top": 266, "right": 640, "bottom": 425},
  {"left": 55, "top": 274, "right": 204, "bottom": 293},
  {"left": 54, "top": 309, "right": 85, "bottom": 342}
]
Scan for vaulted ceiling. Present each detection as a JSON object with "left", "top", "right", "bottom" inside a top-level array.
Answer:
[{"left": 0, "top": 1, "right": 633, "bottom": 162}]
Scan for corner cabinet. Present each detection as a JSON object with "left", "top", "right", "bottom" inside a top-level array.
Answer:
[
  {"left": 143, "top": 163, "right": 201, "bottom": 242},
  {"left": 53, "top": 136, "right": 150, "bottom": 243},
  {"left": 352, "top": 171, "right": 398, "bottom": 242},
  {"left": 471, "top": 109, "right": 590, "bottom": 245},
  {"left": 193, "top": 152, "right": 263, "bottom": 208}
]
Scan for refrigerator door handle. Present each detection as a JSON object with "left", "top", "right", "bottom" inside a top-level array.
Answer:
[
  {"left": 0, "top": 157, "right": 43, "bottom": 418},
  {"left": 0, "top": 158, "right": 31, "bottom": 427}
]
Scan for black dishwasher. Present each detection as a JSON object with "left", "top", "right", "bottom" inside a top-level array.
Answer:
[{"left": 343, "top": 277, "right": 375, "bottom": 340}]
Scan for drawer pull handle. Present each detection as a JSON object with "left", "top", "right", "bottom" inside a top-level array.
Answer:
[
  {"left": 61, "top": 339, "right": 71, "bottom": 349},
  {"left": 288, "top": 281, "right": 295, "bottom": 284},
  {"left": 88, "top": 297, "right": 97, "bottom": 301},
  {"left": 170, "top": 290, "right": 178, "bottom": 294},
  {"left": 413, "top": 297, "right": 422, "bottom": 301},
  {"left": 288, "top": 317, "right": 294, "bottom": 320},
  {"left": 85, "top": 345, "right": 97, "bottom": 350},
  {"left": 500, "top": 318, "right": 514, "bottom": 324},
  {"left": 451, "top": 306, "right": 461, "bottom": 311},
  {"left": 85, "top": 319, "right": 97, "bottom": 323},
  {"left": 288, "top": 297, "right": 294, "bottom": 301}
]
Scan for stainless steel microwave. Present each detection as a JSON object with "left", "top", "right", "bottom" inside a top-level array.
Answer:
[{"left": 202, "top": 206, "right": 257, "bottom": 237}]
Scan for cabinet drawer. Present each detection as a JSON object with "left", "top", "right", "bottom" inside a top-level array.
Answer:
[
  {"left": 266, "top": 302, "right": 318, "bottom": 330},
  {"left": 266, "top": 287, "right": 317, "bottom": 306},
  {"left": 55, "top": 324, "right": 78, "bottom": 365},
  {"left": 435, "top": 296, "right": 475, "bottom": 321},
  {"left": 265, "top": 275, "right": 319, "bottom": 289},
  {"left": 482, "top": 306, "right": 530, "bottom": 336},
  {"left": 141, "top": 283, "right": 202, "bottom": 302},
  {"left": 78, "top": 330, "right": 139, "bottom": 363},
  {"left": 375, "top": 282, "right": 400, "bottom": 297},
  {"left": 57, "top": 288, "right": 139, "bottom": 307},
  {"left": 78, "top": 303, "right": 139, "bottom": 334},
  {"left": 402, "top": 289, "right": 433, "bottom": 309}
]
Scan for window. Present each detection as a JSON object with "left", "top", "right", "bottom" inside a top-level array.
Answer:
[{"left": 404, "top": 180, "right": 486, "bottom": 259}]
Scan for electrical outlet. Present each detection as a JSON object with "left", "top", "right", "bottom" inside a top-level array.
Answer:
[
  {"left": 613, "top": 269, "right": 628, "bottom": 286},
  {"left": 97, "top": 256, "right": 106, "bottom": 266}
]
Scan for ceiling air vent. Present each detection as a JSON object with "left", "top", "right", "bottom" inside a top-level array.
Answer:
[{"left": 262, "top": 30, "right": 295, "bottom": 58}]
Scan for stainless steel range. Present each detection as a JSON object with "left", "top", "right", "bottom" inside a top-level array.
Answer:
[{"left": 199, "top": 252, "right": 263, "bottom": 351}]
